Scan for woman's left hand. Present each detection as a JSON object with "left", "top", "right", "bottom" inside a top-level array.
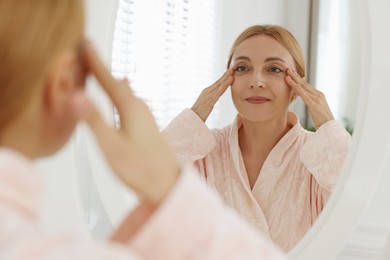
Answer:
[{"left": 285, "top": 68, "right": 334, "bottom": 129}]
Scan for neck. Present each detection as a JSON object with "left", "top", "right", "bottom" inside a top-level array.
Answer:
[
  {"left": 0, "top": 103, "right": 47, "bottom": 160},
  {"left": 239, "top": 113, "right": 291, "bottom": 155}
]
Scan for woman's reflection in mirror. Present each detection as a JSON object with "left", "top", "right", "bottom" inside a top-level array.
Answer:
[{"left": 163, "top": 24, "right": 352, "bottom": 252}]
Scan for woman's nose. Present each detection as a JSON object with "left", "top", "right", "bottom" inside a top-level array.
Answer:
[{"left": 250, "top": 71, "right": 265, "bottom": 88}]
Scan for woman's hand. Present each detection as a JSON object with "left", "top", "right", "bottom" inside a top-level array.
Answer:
[
  {"left": 72, "top": 41, "right": 180, "bottom": 206},
  {"left": 286, "top": 68, "right": 334, "bottom": 129},
  {"left": 191, "top": 69, "right": 234, "bottom": 122}
]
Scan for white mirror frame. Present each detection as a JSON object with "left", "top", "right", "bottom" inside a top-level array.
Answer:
[
  {"left": 290, "top": 0, "right": 390, "bottom": 258},
  {"left": 81, "top": 0, "right": 390, "bottom": 259}
]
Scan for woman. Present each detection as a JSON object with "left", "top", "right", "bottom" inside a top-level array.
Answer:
[
  {"left": 163, "top": 25, "right": 351, "bottom": 251},
  {"left": 0, "top": 1, "right": 285, "bottom": 259}
]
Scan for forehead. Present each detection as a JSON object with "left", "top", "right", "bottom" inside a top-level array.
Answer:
[{"left": 232, "top": 35, "right": 295, "bottom": 66}]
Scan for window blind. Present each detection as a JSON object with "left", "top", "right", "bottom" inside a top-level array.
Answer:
[{"left": 112, "top": 0, "right": 222, "bottom": 129}]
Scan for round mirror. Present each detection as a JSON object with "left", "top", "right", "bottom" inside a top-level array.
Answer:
[{"left": 77, "top": 0, "right": 390, "bottom": 258}]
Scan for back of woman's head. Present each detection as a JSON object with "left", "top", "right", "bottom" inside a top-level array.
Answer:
[
  {"left": 0, "top": 0, "right": 84, "bottom": 130},
  {"left": 227, "top": 24, "right": 306, "bottom": 78}
]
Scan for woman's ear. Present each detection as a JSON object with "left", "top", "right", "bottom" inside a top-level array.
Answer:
[
  {"left": 43, "top": 51, "right": 78, "bottom": 116},
  {"left": 39, "top": 51, "right": 82, "bottom": 154}
]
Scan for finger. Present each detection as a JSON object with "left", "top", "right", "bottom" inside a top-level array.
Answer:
[
  {"left": 212, "top": 69, "right": 234, "bottom": 97},
  {"left": 83, "top": 41, "right": 133, "bottom": 116},
  {"left": 286, "top": 69, "right": 305, "bottom": 86},
  {"left": 216, "top": 75, "right": 233, "bottom": 97},
  {"left": 212, "top": 69, "right": 234, "bottom": 90},
  {"left": 286, "top": 69, "right": 317, "bottom": 94},
  {"left": 71, "top": 90, "right": 115, "bottom": 150},
  {"left": 285, "top": 75, "right": 311, "bottom": 101},
  {"left": 285, "top": 75, "right": 301, "bottom": 93},
  {"left": 121, "top": 77, "right": 130, "bottom": 86}
]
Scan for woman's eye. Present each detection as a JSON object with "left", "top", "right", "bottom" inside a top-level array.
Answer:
[
  {"left": 268, "top": 66, "right": 283, "bottom": 73},
  {"left": 235, "top": 66, "right": 248, "bottom": 73}
]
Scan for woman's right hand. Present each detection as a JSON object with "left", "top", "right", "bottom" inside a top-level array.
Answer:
[
  {"left": 72, "top": 41, "right": 180, "bottom": 206},
  {"left": 191, "top": 69, "right": 234, "bottom": 122}
]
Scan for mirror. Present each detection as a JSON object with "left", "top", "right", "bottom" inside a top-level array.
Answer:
[{"left": 77, "top": 0, "right": 390, "bottom": 258}]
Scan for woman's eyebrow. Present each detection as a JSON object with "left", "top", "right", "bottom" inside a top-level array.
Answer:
[
  {"left": 234, "top": 56, "right": 287, "bottom": 63},
  {"left": 233, "top": 56, "right": 251, "bottom": 62},
  {"left": 264, "top": 57, "right": 286, "bottom": 63}
]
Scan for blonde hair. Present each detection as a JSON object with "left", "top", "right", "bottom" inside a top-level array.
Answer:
[
  {"left": 227, "top": 25, "right": 306, "bottom": 78},
  {"left": 0, "top": 0, "right": 84, "bottom": 130}
]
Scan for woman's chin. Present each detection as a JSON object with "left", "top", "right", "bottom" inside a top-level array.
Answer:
[{"left": 238, "top": 111, "right": 273, "bottom": 123}]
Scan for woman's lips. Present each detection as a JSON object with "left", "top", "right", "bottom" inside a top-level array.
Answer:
[{"left": 246, "top": 96, "right": 271, "bottom": 104}]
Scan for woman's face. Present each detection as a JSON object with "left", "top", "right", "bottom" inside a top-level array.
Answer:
[{"left": 230, "top": 35, "right": 297, "bottom": 123}]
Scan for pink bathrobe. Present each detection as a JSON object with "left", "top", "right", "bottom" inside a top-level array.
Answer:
[
  {"left": 163, "top": 109, "right": 351, "bottom": 251},
  {"left": 0, "top": 148, "right": 285, "bottom": 259}
]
